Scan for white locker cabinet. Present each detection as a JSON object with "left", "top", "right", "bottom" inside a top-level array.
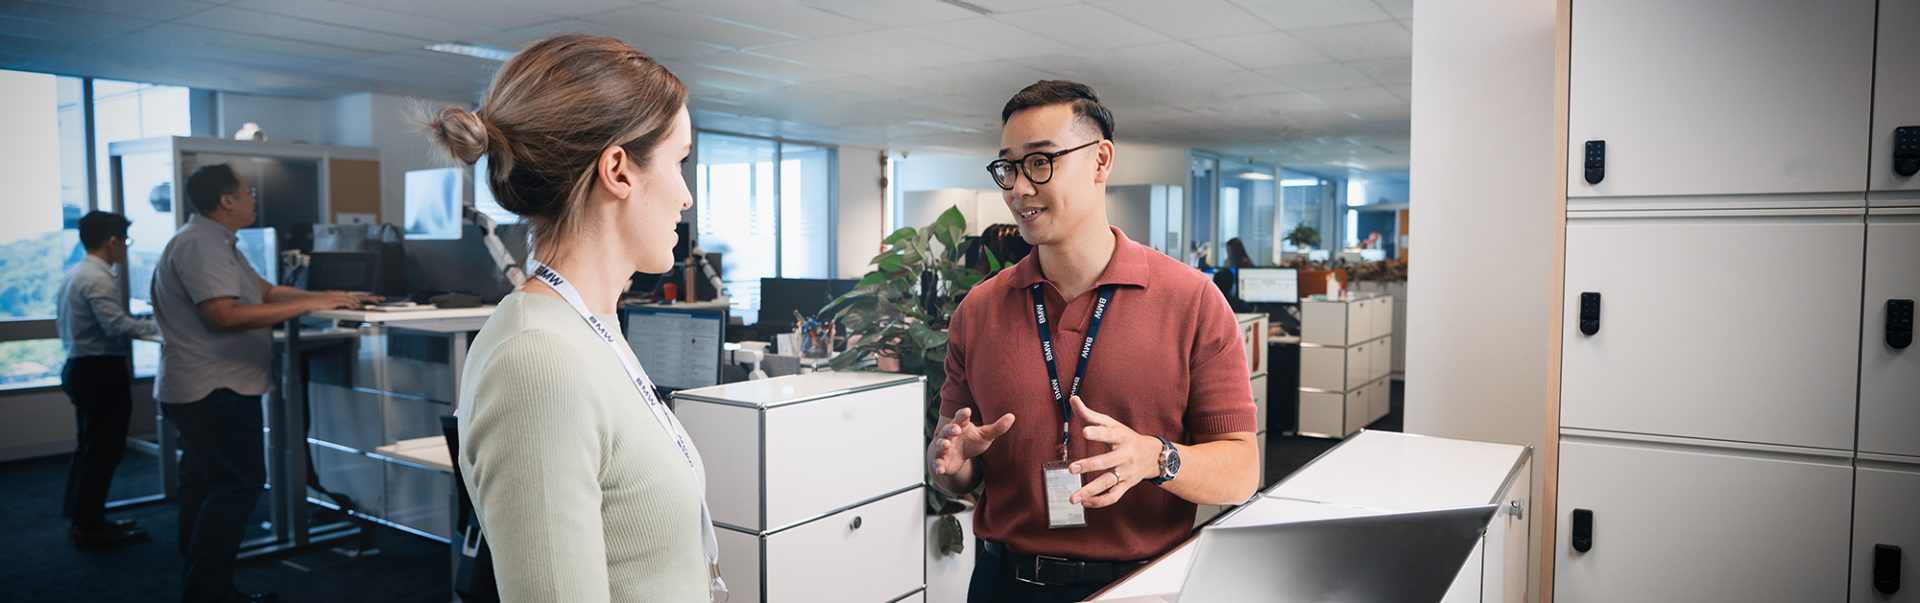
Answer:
[
  {"left": 1301, "top": 294, "right": 1382, "bottom": 347},
  {"left": 1872, "top": 0, "right": 1920, "bottom": 196},
  {"left": 717, "top": 488, "right": 925, "bottom": 603},
  {"left": 1566, "top": 0, "right": 1875, "bottom": 200},
  {"left": 1853, "top": 461, "right": 1920, "bottom": 603},
  {"left": 1861, "top": 213, "right": 1920, "bottom": 458},
  {"left": 1236, "top": 313, "right": 1269, "bottom": 376},
  {"left": 675, "top": 373, "right": 924, "bottom": 532},
  {"left": 1560, "top": 214, "right": 1864, "bottom": 450},
  {"left": 1555, "top": 437, "right": 1852, "bottom": 603},
  {"left": 1250, "top": 373, "right": 1268, "bottom": 434}
]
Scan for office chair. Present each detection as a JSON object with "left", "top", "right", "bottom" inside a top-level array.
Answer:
[{"left": 440, "top": 415, "right": 500, "bottom": 603}]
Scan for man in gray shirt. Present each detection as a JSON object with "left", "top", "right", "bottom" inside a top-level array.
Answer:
[
  {"left": 152, "top": 164, "right": 368, "bottom": 603},
  {"left": 56, "top": 211, "right": 159, "bottom": 548}
]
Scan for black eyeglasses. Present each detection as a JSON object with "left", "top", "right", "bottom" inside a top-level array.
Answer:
[{"left": 986, "top": 139, "right": 1103, "bottom": 191}]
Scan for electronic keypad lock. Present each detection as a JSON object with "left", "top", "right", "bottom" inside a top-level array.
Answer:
[
  {"left": 1584, "top": 140, "right": 1606, "bottom": 184},
  {"left": 1571, "top": 508, "right": 1594, "bottom": 552},
  {"left": 1895, "top": 126, "right": 1920, "bottom": 177},
  {"left": 1876, "top": 544, "right": 1902, "bottom": 595},
  {"left": 1889, "top": 299, "right": 1914, "bottom": 350},
  {"left": 1579, "top": 292, "right": 1602, "bottom": 336}
]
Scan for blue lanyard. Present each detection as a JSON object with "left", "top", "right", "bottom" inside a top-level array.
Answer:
[{"left": 1030, "top": 283, "right": 1117, "bottom": 461}]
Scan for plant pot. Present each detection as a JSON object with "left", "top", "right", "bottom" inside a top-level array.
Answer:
[{"left": 926, "top": 502, "right": 976, "bottom": 603}]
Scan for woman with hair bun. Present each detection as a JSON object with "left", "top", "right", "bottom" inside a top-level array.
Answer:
[{"left": 425, "top": 33, "right": 721, "bottom": 602}]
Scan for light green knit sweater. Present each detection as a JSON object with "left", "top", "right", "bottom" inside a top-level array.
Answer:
[{"left": 457, "top": 292, "right": 710, "bottom": 602}]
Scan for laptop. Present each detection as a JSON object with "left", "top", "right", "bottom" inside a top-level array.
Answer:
[{"left": 1133, "top": 504, "right": 1498, "bottom": 602}]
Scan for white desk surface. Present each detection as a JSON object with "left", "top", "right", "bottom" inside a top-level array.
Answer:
[
  {"left": 309, "top": 305, "right": 496, "bottom": 325},
  {"left": 1090, "top": 431, "right": 1528, "bottom": 601},
  {"left": 672, "top": 371, "right": 920, "bottom": 408},
  {"left": 374, "top": 436, "right": 453, "bottom": 473}
]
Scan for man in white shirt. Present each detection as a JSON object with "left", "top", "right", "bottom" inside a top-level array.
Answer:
[{"left": 55, "top": 211, "right": 158, "bottom": 548}]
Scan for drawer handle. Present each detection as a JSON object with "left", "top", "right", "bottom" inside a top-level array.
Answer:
[
  {"left": 849, "top": 516, "right": 863, "bottom": 531},
  {"left": 1507, "top": 501, "right": 1524, "bottom": 520}
]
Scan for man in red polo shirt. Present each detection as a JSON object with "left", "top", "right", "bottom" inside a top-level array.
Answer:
[{"left": 930, "top": 80, "right": 1259, "bottom": 602}]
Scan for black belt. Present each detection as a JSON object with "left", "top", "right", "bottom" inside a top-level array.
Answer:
[{"left": 984, "top": 540, "right": 1150, "bottom": 587}]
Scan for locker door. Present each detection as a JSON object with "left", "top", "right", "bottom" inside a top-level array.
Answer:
[
  {"left": 1854, "top": 462, "right": 1920, "bottom": 603},
  {"left": 1860, "top": 213, "right": 1920, "bottom": 457},
  {"left": 1567, "top": 0, "right": 1874, "bottom": 199},
  {"left": 1555, "top": 438, "right": 1851, "bottom": 602},
  {"left": 1872, "top": 0, "right": 1920, "bottom": 196},
  {"left": 1560, "top": 213, "right": 1863, "bottom": 450}
]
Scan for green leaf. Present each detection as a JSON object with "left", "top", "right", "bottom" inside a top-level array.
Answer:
[
  {"left": 984, "top": 247, "right": 1002, "bottom": 274},
  {"left": 883, "top": 226, "right": 917, "bottom": 246},
  {"left": 878, "top": 254, "right": 905, "bottom": 273}
]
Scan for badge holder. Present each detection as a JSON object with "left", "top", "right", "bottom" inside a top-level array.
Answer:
[{"left": 1043, "top": 460, "right": 1086, "bottom": 529}]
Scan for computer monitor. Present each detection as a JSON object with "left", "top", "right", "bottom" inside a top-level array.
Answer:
[
  {"left": 235, "top": 227, "right": 278, "bottom": 285},
  {"left": 1239, "top": 268, "right": 1300, "bottom": 304},
  {"left": 306, "top": 251, "right": 379, "bottom": 292},
  {"left": 623, "top": 305, "right": 726, "bottom": 392}
]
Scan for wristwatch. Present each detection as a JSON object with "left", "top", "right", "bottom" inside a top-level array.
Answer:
[{"left": 1147, "top": 436, "right": 1181, "bottom": 486}]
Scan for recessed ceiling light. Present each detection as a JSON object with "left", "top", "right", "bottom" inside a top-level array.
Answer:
[
  {"left": 426, "top": 42, "right": 516, "bottom": 62},
  {"left": 1237, "top": 171, "right": 1275, "bottom": 181}
]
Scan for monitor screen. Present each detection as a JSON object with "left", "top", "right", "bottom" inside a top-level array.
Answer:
[
  {"left": 307, "top": 251, "right": 378, "bottom": 292},
  {"left": 624, "top": 305, "right": 726, "bottom": 391},
  {"left": 404, "top": 167, "right": 463, "bottom": 241},
  {"left": 1240, "top": 268, "right": 1300, "bottom": 304},
  {"left": 235, "top": 227, "right": 277, "bottom": 285}
]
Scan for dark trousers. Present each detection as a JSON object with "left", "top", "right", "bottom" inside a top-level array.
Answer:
[
  {"left": 163, "top": 389, "right": 266, "bottom": 603},
  {"left": 968, "top": 541, "right": 1108, "bottom": 603},
  {"left": 61, "top": 356, "right": 133, "bottom": 529}
]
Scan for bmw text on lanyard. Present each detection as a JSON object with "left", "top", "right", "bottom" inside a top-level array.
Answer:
[
  {"left": 1031, "top": 283, "right": 1117, "bottom": 462},
  {"left": 529, "top": 260, "right": 728, "bottom": 602}
]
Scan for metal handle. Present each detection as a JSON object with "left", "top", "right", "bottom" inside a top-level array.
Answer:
[{"left": 1507, "top": 500, "right": 1524, "bottom": 520}]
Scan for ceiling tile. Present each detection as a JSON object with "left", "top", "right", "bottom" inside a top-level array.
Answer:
[
  {"left": 995, "top": 4, "right": 1170, "bottom": 52},
  {"left": 594, "top": 5, "right": 798, "bottom": 51},
  {"left": 1307, "top": 86, "right": 1402, "bottom": 109},
  {"left": 792, "top": 0, "right": 980, "bottom": 27},
  {"left": 1289, "top": 21, "right": 1409, "bottom": 61},
  {"left": 751, "top": 40, "right": 901, "bottom": 75},
  {"left": 1372, "top": 0, "right": 1413, "bottom": 19},
  {"left": 1228, "top": 0, "right": 1391, "bottom": 30},
  {"left": 955, "top": 0, "right": 1083, "bottom": 14},
  {"left": 1345, "top": 57, "right": 1410, "bottom": 85},
  {"left": 906, "top": 17, "right": 1078, "bottom": 61},
  {"left": 26, "top": 0, "right": 215, "bottom": 21},
  {"left": 328, "top": 0, "right": 556, "bottom": 31},
  {"left": 1093, "top": 0, "right": 1273, "bottom": 40},
  {"left": 0, "top": 3, "right": 155, "bottom": 44},
  {"left": 1384, "top": 83, "right": 1411, "bottom": 101},
  {"left": 229, "top": 0, "right": 492, "bottom": 42},
  {"left": 469, "top": 20, "right": 730, "bottom": 62},
  {"left": 175, "top": 6, "right": 429, "bottom": 53},
  {"left": 656, "top": 0, "right": 882, "bottom": 39},
  {"left": 695, "top": 50, "right": 846, "bottom": 83},
  {"left": 819, "top": 29, "right": 990, "bottom": 68},
  {"left": 671, "top": 63, "right": 794, "bottom": 94},
  {"left": 1256, "top": 63, "right": 1372, "bottom": 91},
  {"left": 1189, "top": 31, "right": 1329, "bottom": 70}
]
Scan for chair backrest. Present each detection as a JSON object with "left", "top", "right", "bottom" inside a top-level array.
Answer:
[{"left": 441, "top": 415, "right": 500, "bottom": 603}]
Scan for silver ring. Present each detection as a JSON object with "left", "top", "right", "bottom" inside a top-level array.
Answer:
[{"left": 1111, "top": 468, "right": 1123, "bottom": 482}]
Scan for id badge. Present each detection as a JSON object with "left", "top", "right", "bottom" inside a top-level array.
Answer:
[{"left": 1043, "top": 460, "right": 1087, "bottom": 529}]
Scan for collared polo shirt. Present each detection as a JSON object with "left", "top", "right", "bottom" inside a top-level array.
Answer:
[
  {"left": 151, "top": 215, "right": 272, "bottom": 403},
  {"left": 940, "top": 226, "right": 1256, "bottom": 562}
]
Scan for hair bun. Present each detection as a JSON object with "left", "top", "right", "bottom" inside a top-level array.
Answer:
[{"left": 431, "top": 106, "right": 491, "bottom": 165}]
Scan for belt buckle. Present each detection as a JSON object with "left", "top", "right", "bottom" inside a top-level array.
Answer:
[{"left": 1018, "top": 554, "right": 1072, "bottom": 586}]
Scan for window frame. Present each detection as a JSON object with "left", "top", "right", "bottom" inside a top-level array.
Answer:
[{"left": 693, "top": 128, "right": 841, "bottom": 278}]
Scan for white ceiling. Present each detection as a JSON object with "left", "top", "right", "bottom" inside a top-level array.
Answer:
[{"left": 1, "top": 0, "right": 1413, "bottom": 172}]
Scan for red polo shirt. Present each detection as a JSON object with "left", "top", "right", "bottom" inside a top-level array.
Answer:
[{"left": 940, "top": 226, "right": 1256, "bottom": 562}]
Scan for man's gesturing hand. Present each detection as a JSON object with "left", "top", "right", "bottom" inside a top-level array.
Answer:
[
  {"left": 928, "top": 407, "right": 1016, "bottom": 477},
  {"left": 1067, "top": 395, "right": 1162, "bottom": 509}
]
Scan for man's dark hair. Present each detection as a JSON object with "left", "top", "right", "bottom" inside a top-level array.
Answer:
[
  {"left": 77, "top": 211, "right": 131, "bottom": 251},
  {"left": 185, "top": 163, "right": 240, "bottom": 215},
  {"left": 1001, "top": 80, "right": 1116, "bottom": 141}
]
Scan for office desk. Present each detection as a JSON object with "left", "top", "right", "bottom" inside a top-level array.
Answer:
[
  {"left": 252, "top": 306, "right": 493, "bottom": 559},
  {"left": 1092, "top": 431, "right": 1532, "bottom": 602}
]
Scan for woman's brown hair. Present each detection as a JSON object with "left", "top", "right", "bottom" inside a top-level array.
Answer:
[{"left": 423, "top": 33, "right": 687, "bottom": 252}]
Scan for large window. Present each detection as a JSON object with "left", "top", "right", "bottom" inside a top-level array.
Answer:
[
  {"left": 695, "top": 132, "right": 835, "bottom": 324},
  {"left": 0, "top": 70, "right": 189, "bottom": 389},
  {"left": 1280, "top": 171, "right": 1332, "bottom": 255},
  {"left": 1216, "top": 158, "right": 1277, "bottom": 266}
]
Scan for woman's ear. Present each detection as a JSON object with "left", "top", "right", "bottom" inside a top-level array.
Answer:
[{"left": 597, "top": 145, "right": 636, "bottom": 199}]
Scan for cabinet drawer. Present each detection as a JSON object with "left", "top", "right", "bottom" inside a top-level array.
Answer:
[
  {"left": 679, "top": 382, "right": 923, "bottom": 531},
  {"left": 766, "top": 488, "right": 924, "bottom": 603},
  {"left": 1560, "top": 214, "right": 1862, "bottom": 449},
  {"left": 1371, "top": 297, "right": 1393, "bottom": 337},
  {"left": 1299, "top": 346, "right": 1346, "bottom": 391},
  {"left": 1342, "top": 383, "right": 1368, "bottom": 436},
  {"left": 1860, "top": 217, "right": 1920, "bottom": 457},
  {"left": 1347, "top": 299, "right": 1374, "bottom": 344},
  {"left": 1301, "top": 302, "right": 1350, "bottom": 346},
  {"left": 1370, "top": 339, "right": 1392, "bottom": 380},
  {"left": 1555, "top": 437, "right": 1850, "bottom": 602},
  {"left": 1299, "top": 390, "right": 1344, "bottom": 438},
  {"left": 1344, "top": 344, "right": 1370, "bottom": 390},
  {"left": 1853, "top": 461, "right": 1920, "bottom": 603}
]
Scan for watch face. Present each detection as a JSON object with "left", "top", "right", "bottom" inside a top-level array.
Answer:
[{"left": 1165, "top": 449, "right": 1181, "bottom": 477}]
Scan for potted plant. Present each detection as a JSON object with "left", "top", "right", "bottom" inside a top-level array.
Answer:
[
  {"left": 822, "top": 206, "right": 1003, "bottom": 566},
  {"left": 1284, "top": 223, "right": 1320, "bottom": 253}
]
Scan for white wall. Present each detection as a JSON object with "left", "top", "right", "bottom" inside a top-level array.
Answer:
[
  {"left": 1109, "top": 141, "right": 1190, "bottom": 187},
  {"left": 215, "top": 92, "right": 331, "bottom": 144},
  {"left": 836, "top": 146, "right": 886, "bottom": 278},
  {"left": 1407, "top": 0, "right": 1559, "bottom": 599}
]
